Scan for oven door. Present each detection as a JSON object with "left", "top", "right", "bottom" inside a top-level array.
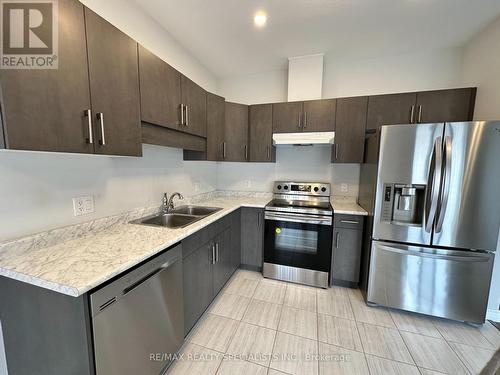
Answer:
[{"left": 264, "top": 211, "right": 333, "bottom": 273}]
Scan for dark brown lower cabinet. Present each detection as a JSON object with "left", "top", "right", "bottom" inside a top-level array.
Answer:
[
  {"left": 240, "top": 208, "right": 264, "bottom": 271},
  {"left": 332, "top": 96, "right": 368, "bottom": 163},
  {"left": 206, "top": 93, "right": 225, "bottom": 161},
  {"left": 0, "top": 0, "right": 93, "bottom": 154},
  {"left": 331, "top": 215, "right": 365, "bottom": 287},
  {"left": 249, "top": 104, "right": 275, "bottom": 162},
  {"left": 84, "top": 8, "right": 142, "bottom": 157},
  {"left": 224, "top": 102, "right": 249, "bottom": 161}
]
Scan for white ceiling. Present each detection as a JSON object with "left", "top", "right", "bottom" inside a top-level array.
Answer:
[{"left": 132, "top": 0, "right": 500, "bottom": 78}]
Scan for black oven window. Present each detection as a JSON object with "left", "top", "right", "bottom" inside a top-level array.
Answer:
[{"left": 275, "top": 227, "right": 318, "bottom": 254}]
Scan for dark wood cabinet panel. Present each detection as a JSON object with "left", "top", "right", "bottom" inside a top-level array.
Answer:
[
  {"left": 366, "top": 93, "right": 417, "bottom": 130},
  {"left": 303, "top": 99, "right": 336, "bottom": 132},
  {"left": 416, "top": 88, "right": 476, "bottom": 124},
  {"left": 224, "top": 102, "right": 249, "bottom": 162},
  {"left": 241, "top": 208, "right": 264, "bottom": 271},
  {"left": 333, "top": 97, "right": 368, "bottom": 163},
  {"left": 249, "top": 104, "right": 275, "bottom": 162},
  {"left": 213, "top": 228, "right": 233, "bottom": 295},
  {"left": 181, "top": 76, "right": 207, "bottom": 137},
  {"left": 183, "top": 242, "right": 213, "bottom": 336},
  {"left": 85, "top": 8, "right": 142, "bottom": 157},
  {"left": 230, "top": 210, "right": 242, "bottom": 272},
  {"left": 272, "top": 101, "right": 303, "bottom": 133},
  {"left": 331, "top": 226, "right": 363, "bottom": 286},
  {"left": 0, "top": 0, "right": 93, "bottom": 154},
  {"left": 138, "top": 45, "right": 181, "bottom": 130},
  {"left": 206, "top": 93, "right": 225, "bottom": 161}
]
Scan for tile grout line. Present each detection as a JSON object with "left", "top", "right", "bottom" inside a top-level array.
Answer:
[
  {"left": 386, "top": 306, "right": 418, "bottom": 367},
  {"left": 316, "top": 288, "right": 320, "bottom": 375},
  {"left": 268, "top": 282, "right": 286, "bottom": 373}
]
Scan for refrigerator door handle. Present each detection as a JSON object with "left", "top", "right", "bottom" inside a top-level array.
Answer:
[
  {"left": 424, "top": 137, "right": 443, "bottom": 233},
  {"left": 378, "top": 244, "right": 491, "bottom": 263},
  {"left": 435, "top": 136, "right": 452, "bottom": 233}
]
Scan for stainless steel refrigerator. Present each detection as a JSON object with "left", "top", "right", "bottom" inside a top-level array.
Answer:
[{"left": 365, "top": 121, "right": 500, "bottom": 324}]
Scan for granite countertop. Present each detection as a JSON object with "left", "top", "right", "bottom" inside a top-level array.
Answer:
[
  {"left": 331, "top": 197, "right": 368, "bottom": 216},
  {"left": 0, "top": 196, "right": 270, "bottom": 297}
]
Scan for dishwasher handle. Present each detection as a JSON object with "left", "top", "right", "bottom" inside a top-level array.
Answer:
[{"left": 122, "top": 259, "right": 178, "bottom": 296}]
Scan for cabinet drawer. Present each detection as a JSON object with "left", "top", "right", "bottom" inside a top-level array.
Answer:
[{"left": 334, "top": 215, "right": 364, "bottom": 230}]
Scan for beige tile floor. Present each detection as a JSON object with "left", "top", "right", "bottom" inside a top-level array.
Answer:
[{"left": 167, "top": 270, "right": 500, "bottom": 375}]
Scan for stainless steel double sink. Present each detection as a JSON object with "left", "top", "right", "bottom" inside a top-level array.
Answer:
[{"left": 131, "top": 205, "right": 223, "bottom": 229}]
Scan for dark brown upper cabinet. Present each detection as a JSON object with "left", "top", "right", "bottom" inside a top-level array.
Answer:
[
  {"left": 0, "top": 0, "right": 93, "bottom": 154},
  {"left": 224, "top": 102, "right": 249, "bottom": 162},
  {"left": 415, "top": 88, "right": 476, "bottom": 124},
  {"left": 85, "top": 8, "right": 142, "bottom": 157},
  {"left": 302, "top": 99, "right": 336, "bottom": 132},
  {"left": 332, "top": 96, "right": 368, "bottom": 164},
  {"left": 206, "top": 93, "right": 225, "bottom": 161},
  {"left": 272, "top": 101, "right": 303, "bottom": 133},
  {"left": 181, "top": 76, "right": 207, "bottom": 137},
  {"left": 366, "top": 92, "right": 417, "bottom": 130},
  {"left": 249, "top": 104, "right": 275, "bottom": 162},
  {"left": 138, "top": 45, "right": 181, "bottom": 130},
  {"left": 272, "top": 99, "right": 336, "bottom": 133}
]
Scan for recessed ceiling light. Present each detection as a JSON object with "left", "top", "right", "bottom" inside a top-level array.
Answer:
[{"left": 254, "top": 12, "right": 267, "bottom": 28}]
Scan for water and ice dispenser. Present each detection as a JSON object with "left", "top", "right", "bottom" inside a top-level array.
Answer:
[{"left": 380, "top": 183, "right": 426, "bottom": 225}]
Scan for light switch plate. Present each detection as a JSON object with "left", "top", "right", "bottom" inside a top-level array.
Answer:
[{"left": 73, "top": 196, "right": 94, "bottom": 216}]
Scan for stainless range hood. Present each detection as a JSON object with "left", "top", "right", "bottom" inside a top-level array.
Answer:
[{"left": 272, "top": 132, "right": 335, "bottom": 146}]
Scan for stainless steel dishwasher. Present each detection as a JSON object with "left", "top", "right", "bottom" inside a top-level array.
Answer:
[{"left": 90, "top": 244, "right": 184, "bottom": 375}]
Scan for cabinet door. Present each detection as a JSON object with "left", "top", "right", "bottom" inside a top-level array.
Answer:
[
  {"left": 331, "top": 228, "right": 363, "bottom": 284},
  {"left": 85, "top": 8, "right": 142, "bottom": 156},
  {"left": 272, "top": 102, "right": 303, "bottom": 133},
  {"left": 249, "top": 104, "right": 275, "bottom": 162},
  {"left": 181, "top": 76, "right": 207, "bottom": 137},
  {"left": 366, "top": 93, "right": 417, "bottom": 130},
  {"left": 332, "top": 96, "right": 368, "bottom": 163},
  {"left": 183, "top": 242, "right": 213, "bottom": 336},
  {"left": 213, "top": 228, "right": 233, "bottom": 295},
  {"left": 138, "top": 45, "right": 181, "bottom": 130},
  {"left": 230, "top": 210, "right": 242, "bottom": 272},
  {"left": 416, "top": 88, "right": 476, "bottom": 124},
  {"left": 224, "top": 102, "right": 249, "bottom": 162},
  {"left": 0, "top": 0, "right": 92, "bottom": 153},
  {"left": 241, "top": 208, "right": 264, "bottom": 270},
  {"left": 206, "top": 93, "right": 225, "bottom": 161},
  {"left": 302, "top": 99, "right": 336, "bottom": 132}
]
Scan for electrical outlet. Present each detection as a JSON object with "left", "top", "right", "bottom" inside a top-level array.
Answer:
[
  {"left": 72, "top": 196, "right": 94, "bottom": 216},
  {"left": 341, "top": 183, "right": 348, "bottom": 193},
  {"left": 245, "top": 179, "right": 252, "bottom": 188}
]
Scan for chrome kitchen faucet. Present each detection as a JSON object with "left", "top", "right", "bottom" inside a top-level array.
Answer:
[{"left": 162, "top": 192, "right": 184, "bottom": 213}]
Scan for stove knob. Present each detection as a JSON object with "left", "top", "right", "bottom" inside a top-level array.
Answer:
[
  {"left": 284, "top": 185, "right": 289, "bottom": 190},
  {"left": 314, "top": 187, "right": 319, "bottom": 192},
  {"left": 321, "top": 187, "right": 327, "bottom": 192},
  {"left": 277, "top": 185, "right": 282, "bottom": 190}
]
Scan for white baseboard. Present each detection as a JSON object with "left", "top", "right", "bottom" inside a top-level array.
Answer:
[{"left": 486, "top": 309, "right": 500, "bottom": 322}]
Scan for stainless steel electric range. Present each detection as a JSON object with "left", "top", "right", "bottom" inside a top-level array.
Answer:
[{"left": 263, "top": 181, "right": 333, "bottom": 288}]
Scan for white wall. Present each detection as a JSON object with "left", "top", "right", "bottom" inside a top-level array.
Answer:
[
  {"left": 217, "top": 146, "right": 360, "bottom": 197},
  {"left": 460, "top": 16, "right": 500, "bottom": 319},
  {"left": 80, "top": 0, "right": 218, "bottom": 92},
  {"left": 0, "top": 146, "right": 217, "bottom": 240}
]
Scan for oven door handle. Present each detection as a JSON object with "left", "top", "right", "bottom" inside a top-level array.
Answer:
[{"left": 265, "top": 211, "right": 332, "bottom": 226}]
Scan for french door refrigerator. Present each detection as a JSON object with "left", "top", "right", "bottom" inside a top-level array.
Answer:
[{"left": 367, "top": 121, "right": 500, "bottom": 323}]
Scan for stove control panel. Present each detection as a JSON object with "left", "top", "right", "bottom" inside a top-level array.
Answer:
[{"left": 273, "top": 181, "right": 330, "bottom": 196}]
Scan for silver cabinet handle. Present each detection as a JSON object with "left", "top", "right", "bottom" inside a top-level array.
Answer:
[
  {"left": 303, "top": 111, "right": 307, "bottom": 129},
  {"left": 267, "top": 145, "right": 270, "bottom": 160},
  {"left": 298, "top": 112, "right": 302, "bottom": 129},
  {"left": 85, "top": 109, "right": 93, "bottom": 144},
  {"left": 222, "top": 142, "right": 226, "bottom": 159},
  {"left": 417, "top": 105, "right": 422, "bottom": 123},
  {"left": 244, "top": 145, "right": 248, "bottom": 160},
  {"left": 211, "top": 244, "right": 216, "bottom": 265},
  {"left": 334, "top": 144, "right": 339, "bottom": 160},
  {"left": 335, "top": 232, "right": 340, "bottom": 248},
  {"left": 185, "top": 105, "right": 189, "bottom": 127},
  {"left": 340, "top": 220, "right": 359, "bottom": 224},
  {"left": 180, "top": 104, "right": 184, "bottom": 125},
  {"left": 97, "top": 112, "right": 105, "bottom": 146},
  {"left": 215, "top": 242, "right": 219, "bottom": 263},
  {"left": 410, "top": 105, "right": 415, "bottom": 123}
]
